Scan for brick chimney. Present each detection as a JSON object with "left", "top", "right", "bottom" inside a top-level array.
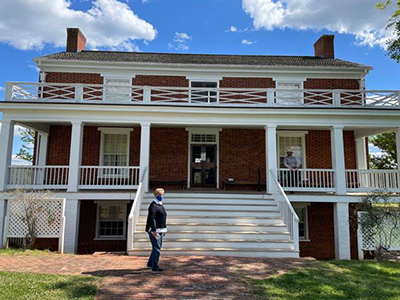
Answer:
[
  {"left": 314, "top": 35, "right": 335, "bottom": 58},
  {"left": 66, "top": 28, "right": 87, "bottom": 52}
]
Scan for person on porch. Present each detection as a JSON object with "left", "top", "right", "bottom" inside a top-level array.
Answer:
[
  {"left": 145, "top": 188, "right": 168, "bottom": 273},
  {"left": 283, "top": 149, "right": 300, "bottom": 191}
]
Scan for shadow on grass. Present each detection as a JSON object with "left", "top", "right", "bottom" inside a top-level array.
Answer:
[{"left": 251, "top": 260, "right": 400, "bottom": 300}]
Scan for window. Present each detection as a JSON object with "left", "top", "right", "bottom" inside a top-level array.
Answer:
[
  {"left": 276, "top": 81, "right": 303, "bottom": 104},
  {"left": 99, "top": 128, "right": 133, "bottom": 177},
  {"left": 96, "top": 203, "right": 127, "bottom": 238},
  {"left": 190, "top": 81, "right": 218, "bottom": 103},
  {"left": 278, "top": 133, "right": 306, "bottom": 169},
  {"left": 104, "top": 78, "right": 132, "bottom": 102},
  {"left": 294, "top": 206, "right": 309, "bottom": 240}
]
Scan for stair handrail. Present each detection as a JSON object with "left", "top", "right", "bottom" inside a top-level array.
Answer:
[
  {"left": 127, "top": 167, "right": 147, "bottom": 252},
  {"left": 269, "top": 169, "right": 300, "bottom": 252}
]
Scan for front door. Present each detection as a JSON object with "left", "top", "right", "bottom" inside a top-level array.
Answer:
[{"left": 191, "top": 145, "right": 217, "bottom": 188}]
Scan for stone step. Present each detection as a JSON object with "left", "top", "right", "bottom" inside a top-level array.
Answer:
[
  {"left": 144, "top": 193, "right": 274, "bottom": 200},
  {"left": 136, "top": 216, "right": 285, "bottom": 225},
  {"left": 140, "top": 203, "right": 278, "bottom": 211},
  {"left": 128, "top": 248, "right": 299, "bottom": 258},
  {"left": 133, "top": 231, "right": 291, "bottom": 240},
  {"left": 139, "top": 210, "right": 281, "bottom": 218},
  {"left": 142, "top": 198, "right": 276, "bottom": 206},
  {"left": 135, "top": 223, "right": 288, "bottom": 232}
]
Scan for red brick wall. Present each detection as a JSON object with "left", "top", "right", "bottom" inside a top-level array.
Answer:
[
  {"left": 300, "top": 202, "right": 335, "bottom": 259},
  {"left": 305, "top": 130, "right": 357, "bottom": 169},
  {"left": 219, "top": 129, "right": 266, "bottom": 190},
  {"left": 304, "top": 79, "right": 360, "bottom": 89},
  {"left": 220, "top": 77, "right": 275, "bottom": 88},
  {"left": 149, "top": 128, "right": 188, "bottom": 189},
  {"left": 133, "top": 75, "right": 188, "bottom": 87},
  {"left": 77, "top": 200, "right": 133, "bottom": 254},
  {"left": 46, "top": 72, "right": 103, "bottom": 84},
  {"left": 47, "top": 125, "right": 71, "bottom": 165}
]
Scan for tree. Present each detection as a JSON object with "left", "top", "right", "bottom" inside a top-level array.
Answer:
[
  {"left": 377, "top": 0, "right": 400, "bottom": 62},
  {"left": 6, "top": 189, "right": 55, "bottom": 250},
  {"left": 15, "top": 127, "right": 35, "bottom": 163},
  {"left": 369, "top": 131, "right": 397, "bottom": 169},
  {"left": 358, "top": 190, "right": 400, "bottom": 261}
]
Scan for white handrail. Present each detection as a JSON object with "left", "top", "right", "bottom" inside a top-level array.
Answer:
[
  {"left": 127, "top": 167, "right": 147, "bottom": 252},
  {"left": 269, "top": 169, "right": 300, "bottom": 252}
]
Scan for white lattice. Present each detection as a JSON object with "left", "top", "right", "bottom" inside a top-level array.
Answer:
[
  {"left": 358, "top": 212, "right": 400, "bottom": 251},
  {"left": 6, "top": 199, "right": 65, "bottom": 238}
]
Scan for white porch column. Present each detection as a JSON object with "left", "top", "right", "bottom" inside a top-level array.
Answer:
[
  {"left": 140, "top": 122, "right": 151, "bottom": 192},
  {"left": 0, "top": 120, "right": 15, "bottom": 192},
  {"left": 265, "top": 124, "right": 277, "bottom": 194},
  {"left": 67, "top": 121, "right": 83, "bottom": 192},
  {"left": 334, "top": 202, "right": 351, "bottom": 260},
  {"left": 36, "top": 132, "right": 49, "bottom": 166},
  {"left": 355, "top": 137, "right": 367, "bottom": 170},
  {"left": 0, "top": 199, "right": 6, "bottom": 248},
  {"left": 331, "top": 126, "right": 347, "bottom": 195},
  {"left": 396, "top": 128, "right": 400, "bottom": 168},
  {"left": 63, "top": 199, "right": 80, "bottom": 253}
]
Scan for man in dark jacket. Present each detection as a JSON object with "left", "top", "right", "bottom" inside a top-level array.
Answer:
[{"left": 146, "top": 188, "right": 167, "bottom": 273}]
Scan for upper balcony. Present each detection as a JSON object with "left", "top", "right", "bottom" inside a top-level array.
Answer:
[{"left": 5, "top": 82, "right": 400, "bottom": 109}]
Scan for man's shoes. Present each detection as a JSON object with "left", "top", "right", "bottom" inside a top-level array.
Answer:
[{"left": 151, "top": 268, "right": 164, "bottom": 273}]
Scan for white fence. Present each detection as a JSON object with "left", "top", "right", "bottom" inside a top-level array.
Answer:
[
  {"left": 79, "top": 166, "right": 140, "bottom": 189},
  {"left": 270, "top": 170, "right": 299, "bottom": 252},
  {"left": 8, "top": 166, "right": 69, "bottom": 189},
  {"left": 357, "top": 211, "right": 400, "bottom": 260},
  {"left": 278, "top": 168, "right": 335, "bottom": 192},
  {"left": 346, "top": 170, "right": 400, "bottom": 192},
  {"left": 3, "top": 198, "right": 66, "bottom": 253},
  {"left": 6, "top": 82, "right": 400, "bottom": 108}
]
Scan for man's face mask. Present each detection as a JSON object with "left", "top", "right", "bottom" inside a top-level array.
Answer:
[{"left": 156, "top": 195, "right": 163, "bottom": 201}]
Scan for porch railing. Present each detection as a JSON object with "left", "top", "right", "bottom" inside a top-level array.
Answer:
[
  {"left": 278, "top": 168, "right": 335, "bottom": 192},
  {"left": 8, "top": 165, "right": 69, "bottom": 189},
  {"left": 346, "top": 169, "right": 400, "bottom": 192},
  {"left": 127, "top": 167, "right": 147, "bottom": 251},
  {"left": 6, "top": 82, "right": 400, "bottom": 109},
  {"left": 79, "top": 166, "right": 140, "bottom": 189},
  {"left": 270, "top": 169, "right": 299, "bottom": 252}
]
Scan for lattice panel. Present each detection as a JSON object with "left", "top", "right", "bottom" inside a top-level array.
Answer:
[
  {"left": 7, "top": 199, "right": 64, "bottom": 238},
  {"left": 359, "top": 212, "right": 400, "bottom": 251}
]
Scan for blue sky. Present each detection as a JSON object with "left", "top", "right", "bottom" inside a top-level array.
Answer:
[{"left": 0, "top": 0, "right": 399, "bottom": 163}]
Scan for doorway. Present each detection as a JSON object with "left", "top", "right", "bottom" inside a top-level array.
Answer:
[{"left": 190, "top": 145, "right": 217, "bottom": 188}]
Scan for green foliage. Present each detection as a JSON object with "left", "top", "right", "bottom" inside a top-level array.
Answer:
[
  {"left": 15, "top": 127, "right": 35, "bottom": 163},
  {"left": 0, "top": 272, "right": 97, "bottom": 300},
  {"left": 376, "top": 0, "right": 400, "bottom": 62},
  {"left": 251, "top": 260, "right": 400, "bottom": 300},
  {"left": 359, "top": 190, "right": 400, "bottom": 260},
  {"left": 369, "top": 131, "right": 397, "bottom": 169}
]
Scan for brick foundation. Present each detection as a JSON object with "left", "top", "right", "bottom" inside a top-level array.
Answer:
[
  {"left": 300, "top": 202, "right": 335, "bottom": 259},
  {"left": 77, "top": 200, "right": 133, "bottom": 254}
]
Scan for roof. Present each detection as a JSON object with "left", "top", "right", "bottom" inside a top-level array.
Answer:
[{"left": 36, "top": 51, "right": 371, "bottom": 69}]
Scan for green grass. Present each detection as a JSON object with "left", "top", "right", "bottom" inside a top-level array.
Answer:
[
  {"left": 0, "top": 248, "right": 56, "bottom": 256},
  {"left": 0, "top": 272, "right": 97, "bottom": 300},
  {"left": 251, "top": 260, "right": 400, "bottom": 300}
]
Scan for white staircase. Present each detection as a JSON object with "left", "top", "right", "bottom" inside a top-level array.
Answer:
[{"left": 127, "top": 193, "right": 299, "bottom": 258}]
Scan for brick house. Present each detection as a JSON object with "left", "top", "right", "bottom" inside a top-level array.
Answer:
[{"left": 1, "top": 28, "right": 399, "bottom": 259}]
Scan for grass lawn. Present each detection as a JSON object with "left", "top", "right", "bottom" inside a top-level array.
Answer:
[
  {"left": 0, "top": 248, "right": 56, "bottom": 256},
  {"left": 0, "top": 272, "right": 97, "bottom": 300},
  {"left": 251, "top": 260, "right": 400, "bottom": 300}
]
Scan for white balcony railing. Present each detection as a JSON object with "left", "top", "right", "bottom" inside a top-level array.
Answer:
[
  {"left": 5, "top": 82, "right": 400, "bottom": 109},
  {"left": 79, "top": 166, "right": 140, "bottom": 189},
  {"left": 278, "top": 168, "right": 335, "bottom": 192},
  {"left": 346, "top": 169, "right": 400, "bottom": 192},
  {"left": 8, "top": 165, "right": 69, "bottom": 189}
]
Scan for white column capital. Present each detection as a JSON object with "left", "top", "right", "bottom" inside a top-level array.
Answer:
[
  {"left": 38, "top": 131, "right": 49, "bottom": 137},
  {"left": 70, "top": 120, "right": 84, "bottom": 126},
  {"left": 331, "top": 125, "right": 344, "bottom": 130},
  {"left": 140, "top": 122, "right": 151, "bottom": 128},
  {"left": 265, "top": 124, "right": 277, "bottom": 129}
]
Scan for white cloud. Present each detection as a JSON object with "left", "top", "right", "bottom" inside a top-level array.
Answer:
[
  {"left": 168, "top": 32, "right": 192, "bottom": 51},
  {"left": 242, "top": 39, "right": 257, "bottom": 45},
  {"left": 226, "top": 26, "right": 249, "bottom": 33},
  {"left": 0, "top": 0, "right": 157, "bottom": 51},
  {"left": 0, "top": 87, "right": 4, "bottom": 91},
  {"left": 229, "top": 26, "right": 238, "bottom": 32},
  {"left": 242, "top": 0, "right": 395, "bottom": 48},
  {"left": 12, "top": 155, "right": 31, "bottom": 166}
]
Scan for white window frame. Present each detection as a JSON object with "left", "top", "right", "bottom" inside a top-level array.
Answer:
[
  {"left": 187, "top": 76, "right": 222, "bottom": 104},
  {"left": 101, "top": 74, "right": 135, "bottom": 103},
  {"left": 94, "top": 201, "right": 129, "bottom": 240},
  {"left": 186, "top": 128, "right": 221, "bottom": 189},
  {"left": 99, "top": 128, "right": 133, "bottom": 178},
  {"left": 277, "top": 131, "right": 308, "bottom": 170},
  {"left": 293, "top": 203, "right": 310, "bottom": 241},
  {"left": 274, "top": 77, "right": 305, "bottom": 105}
]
